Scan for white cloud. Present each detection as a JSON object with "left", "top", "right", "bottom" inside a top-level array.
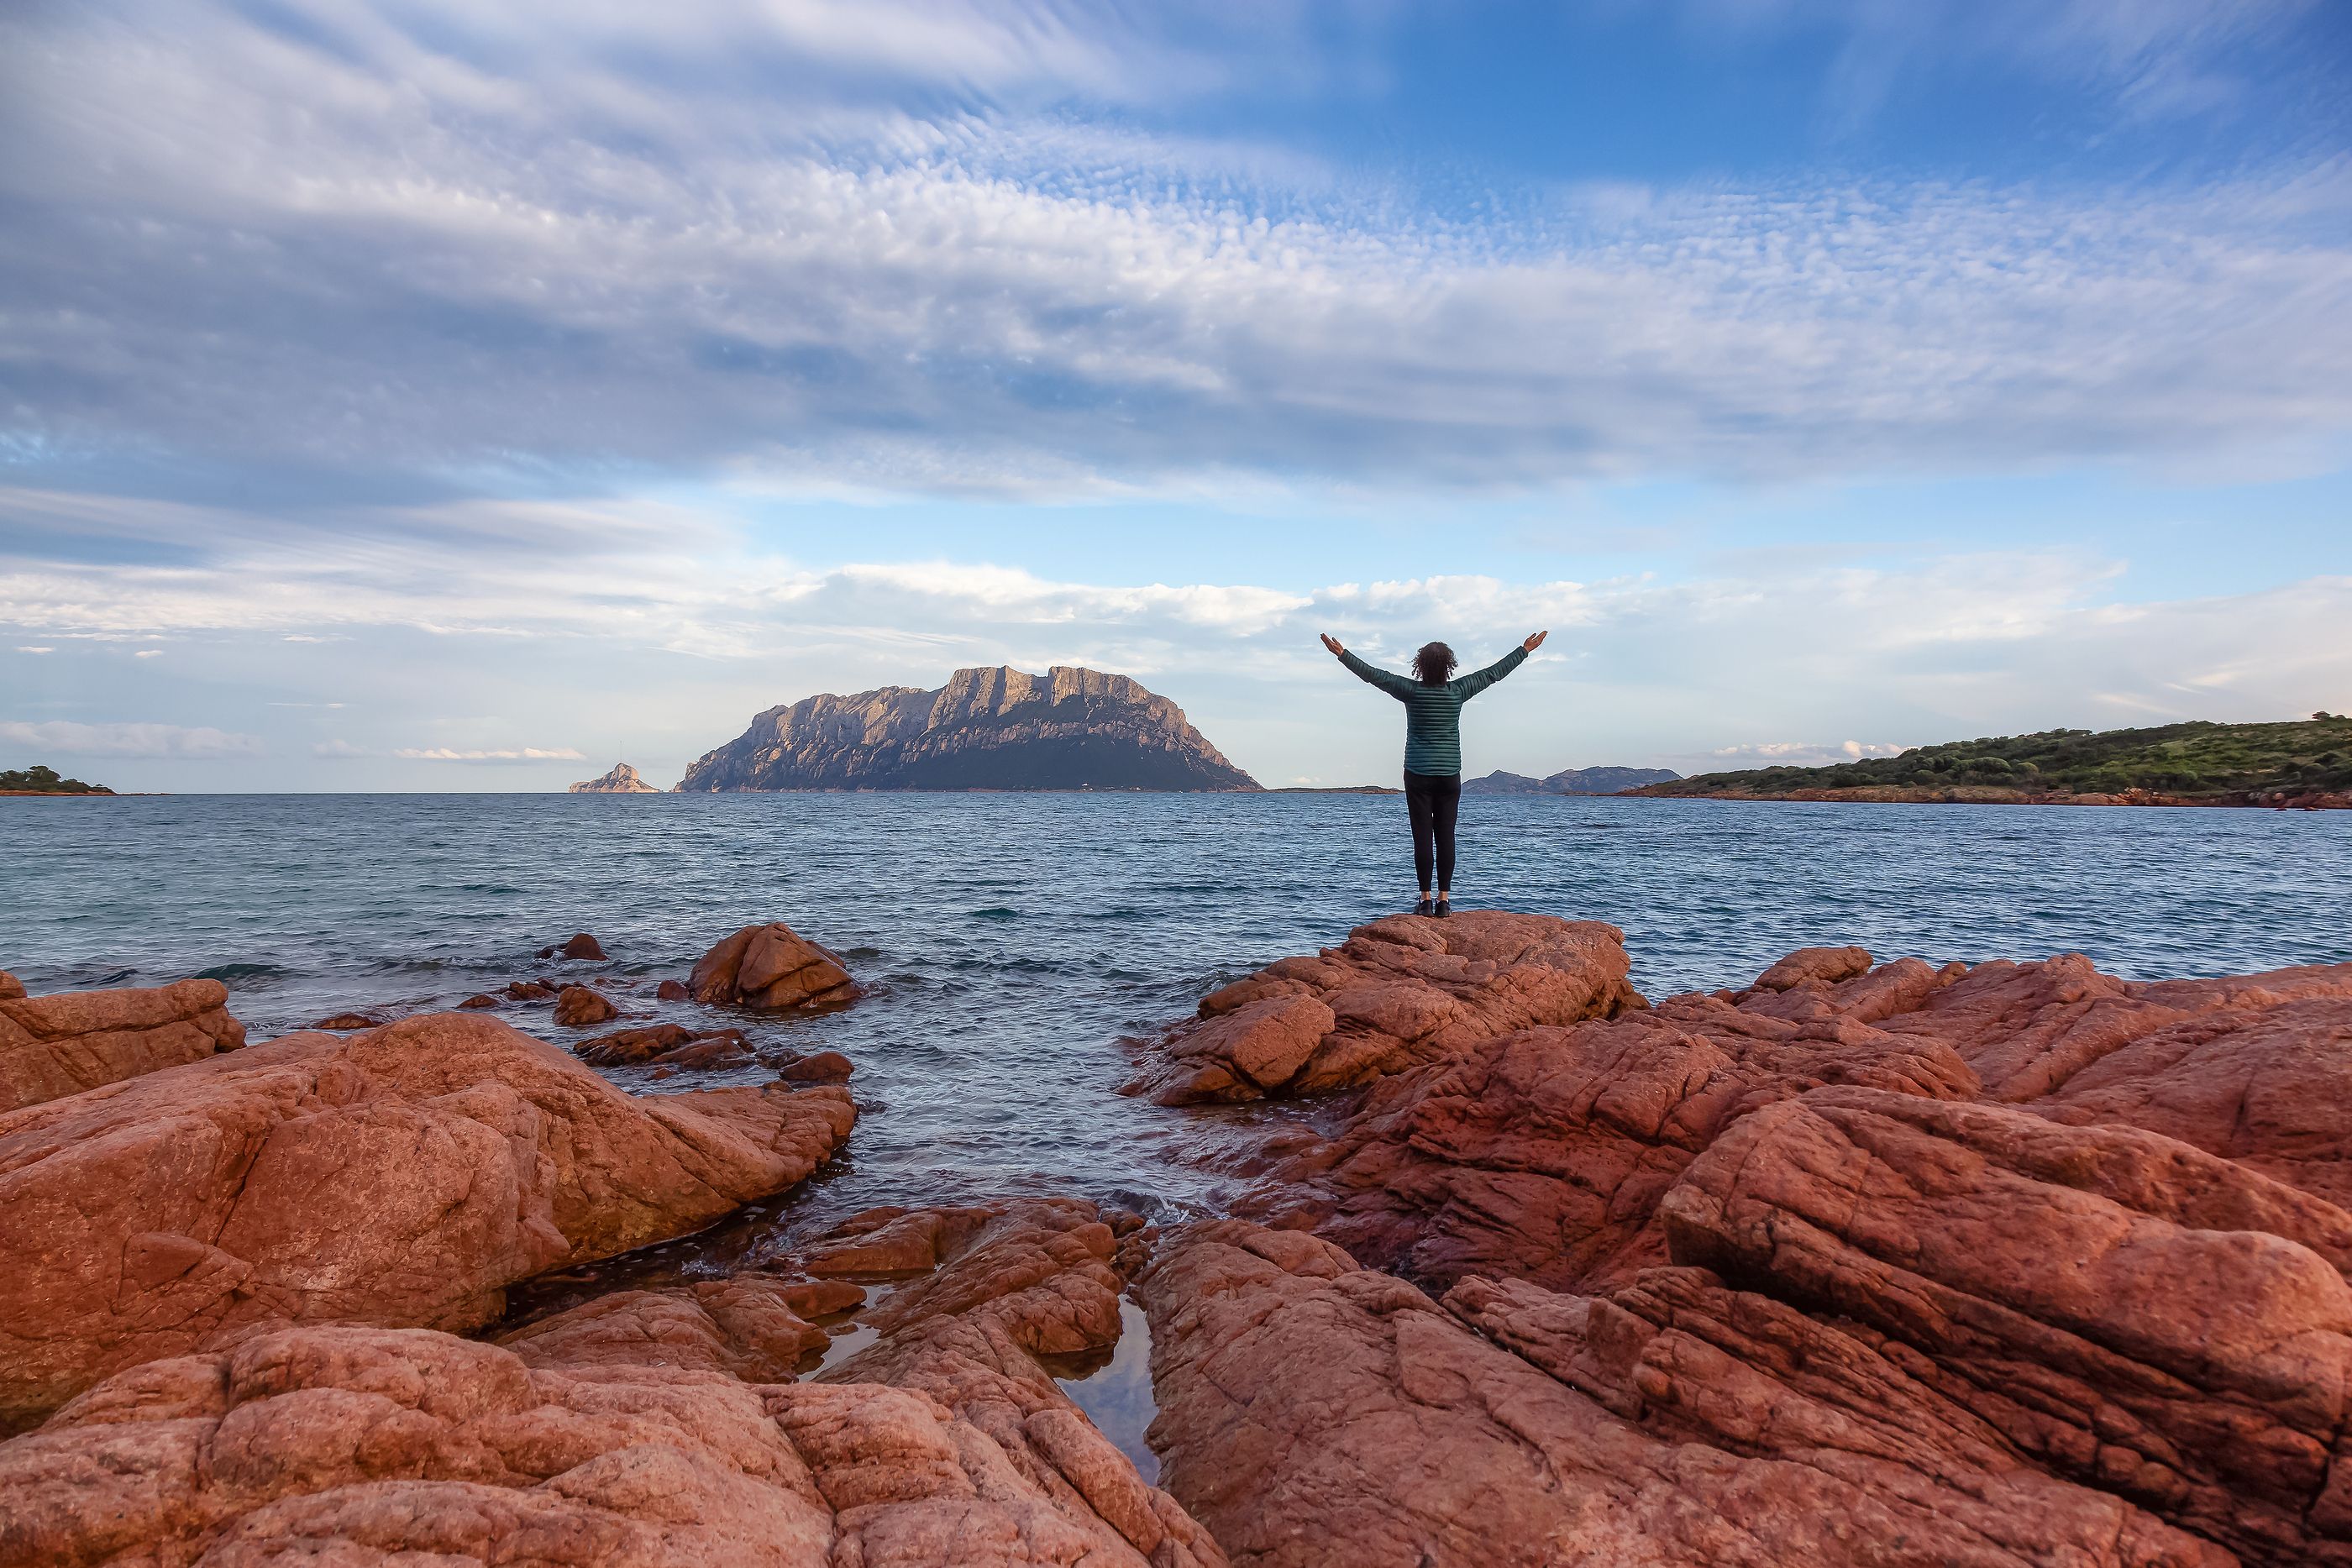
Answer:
[
  {"left": 391, "top": 746, "right": 587, "bottom": 763},
  {"left": 14, "top": 646, "right": 52, "bottom": 653},
  {"left": 0, "top": 720, "right": 264, "bottom": 758},
  {"left": 133, "top": 648, "right": 162, "bottom": 658},
  {"left": 1711, "top": 740, "right": 1914, "bottom": 764}
]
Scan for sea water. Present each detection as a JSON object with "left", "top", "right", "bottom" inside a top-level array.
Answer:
[{"left": 6, "top": 792, "right": 2349, "bottom": 1231}]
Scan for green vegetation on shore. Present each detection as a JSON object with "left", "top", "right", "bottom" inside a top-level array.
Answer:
[
  {"left": 1, "top": 763, "right": 114, "bottom": 795},
  {"left": 1634, "top": 715, "right": 2352, "bottom": 805}
]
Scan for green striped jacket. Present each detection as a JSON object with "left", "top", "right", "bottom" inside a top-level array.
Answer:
[{"left": 1339, "top": 645, "right": 1528, "bottom": 777}]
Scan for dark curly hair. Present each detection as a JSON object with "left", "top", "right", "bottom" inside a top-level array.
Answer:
[{"left": 1413, "top": 641, "right": 1457, "bottom": 685}]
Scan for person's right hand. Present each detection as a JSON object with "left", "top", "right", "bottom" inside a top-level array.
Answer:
[
  {"left": 1522, "top": 630, "right": 1549, "bottom": 653},
  {"left": 1320, "top": 632, "right": 1345, "bottom": 657}
]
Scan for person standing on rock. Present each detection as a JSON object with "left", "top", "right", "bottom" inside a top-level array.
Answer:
[{"left": 1320, "top": 629, "right": 1547, "bottom": 918}]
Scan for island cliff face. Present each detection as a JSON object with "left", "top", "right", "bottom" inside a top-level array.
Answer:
[{"left": 677, "top": 665, "right": 1259, "bottom": 792}]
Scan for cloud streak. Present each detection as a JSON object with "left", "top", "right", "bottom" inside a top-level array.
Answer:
[
  {"left": 3, "top": 2, "right": 2347, "bottom": 501},
  {"left": 0, "top": 720, "right": 264, "bottom": 758}
]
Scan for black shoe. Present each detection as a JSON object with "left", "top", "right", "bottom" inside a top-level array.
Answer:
[
  {"left": 1414, "top": 898, "right": 1434, "bottom": 917},
  {"left": 1435, "top": 898, "right": 1452, "bottom": 919}
]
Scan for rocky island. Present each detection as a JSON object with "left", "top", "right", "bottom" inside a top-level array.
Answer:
[
  {"left": 1636, "top": 715, "right": 2352, "bottom": 807},
  {"left": 568, "top": 762, "right": 660, "bottom": 793},
  {"left": 1, "top": 763, "right": 113, "bottom": 796},
  {"left": 677, "top": 664, "right": 1258, "bottom": 792}
]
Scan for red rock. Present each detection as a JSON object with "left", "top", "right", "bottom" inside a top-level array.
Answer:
[
  {"left": 1127, "top": 910, "right": 1641, "bottom": 1104},
  {"left": 1660, "top": 1086, "right": 2352, "bottom": 1564},
  {"left": 0, "top": 976, "right": 247, "bottom": 1114},
  {"left": 457, "top": 992, "right": 500, "bottom": 1009},
  {"left": 2034, "top": 994, "right": 2352, "bottom": 1206},
  {"left": 559, "top": 932, "right": 606, "bottom": 960},
  {"left": 658, "top": 1036, "right": 755, "bottom": 1070},
  {"left": 656, "top": 978, "right": 691, "bottom": 1001},
  {"left": 505, "top": 979, "right": 555, "bottom": 1001},
  {"left": 0, "top": 1308, "right": 1224, "bottom": 1568},
  {"left": 780, "top": 1049, "right": 853, "bottom": 1083},
  {"left": 690, "top": 922, "right": 861, "bottom": 1012},
  {"left": 1241, "top": 972, "right": 1976, "bottom": 1294},
  {"left": 575, "top": 1021, "right": 698, "bottom": 1064},
  {"left": 0, "top": 1011, "right": 855, "bottom": 1427},
  {"left": 499, "top": 1273, "right": 831, "bottom": 1381},
  {"left": 1749, "top": 944, "right": 1873, "bottom": 990},
  {"left": 810, "top": 1198, "right": 1227, "bottom": 1568},
  {"left": 0, "top": 970, "right": 24, "bottom": 1001},
  {"left": 551, "top": 983, "right": 618, "bottom": 1027},
  {"left": 1139, "top": 1219, "right": 2228, "bottom": 1568},
  {"left": 307, "top": 1009, "right": 390, "bottom": 1030}
]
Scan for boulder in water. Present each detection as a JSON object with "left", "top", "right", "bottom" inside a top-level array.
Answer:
[
  {"left": 551, "top": 983, "right": 617, "bottom": 1027},
  {"left": 690, "top": 921, "right": 860, "bottom": 1012}
]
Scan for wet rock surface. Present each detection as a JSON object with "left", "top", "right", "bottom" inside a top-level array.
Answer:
[
  {"left": 1125, "top": 910, "right": 1641, "bottom": 1104},
  {"left": 0, "top": 975, "right": 246, "bottom": 1113},
  {"left": 691, "top": 920, "right": 862, "bottom": 1012},
  {"left": 0, "top": 1011, "right": 854, "bottom": 1428}
]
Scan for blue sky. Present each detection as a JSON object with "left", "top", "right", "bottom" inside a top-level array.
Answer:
[{"left": 3, "top": 0, "right": 2349, "bottom": 790}]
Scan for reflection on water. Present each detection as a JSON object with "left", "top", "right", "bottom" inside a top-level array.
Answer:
[{"left": 1047, "top": 1295, "right": 1162, "bottom": 1482}]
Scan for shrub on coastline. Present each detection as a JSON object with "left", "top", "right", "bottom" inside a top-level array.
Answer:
[{"left": 0, "top": 763, "right": 111, "bottom": 794}]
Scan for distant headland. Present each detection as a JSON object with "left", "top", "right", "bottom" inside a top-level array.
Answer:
[
  {"left": 1464, "top": 765, "right": 1681, "bottom": 796},
  {"left": 1632, "top": 716, "right": 2351, "bottom": 808},
  {"left": 1, "top": 764, "right": 113, "bottom": 797},
  {"left": 674, "top": 665, "right": 1260, "bottom": 793}
]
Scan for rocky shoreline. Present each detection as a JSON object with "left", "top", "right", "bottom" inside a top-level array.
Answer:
[
  {"left": 4, "top": 912, "right": 2349, "bottom": 1565},
  {"left": 1628, "top": 784, "right": 2352, "bottom": 808}
]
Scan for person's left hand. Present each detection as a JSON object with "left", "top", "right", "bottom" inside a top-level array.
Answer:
[
  {"left": 1320, "top": 632, "right": 1346, "bottom": 657},
  {"left": 1523, "top": 630, "right": 1549, "bottom": 652}
]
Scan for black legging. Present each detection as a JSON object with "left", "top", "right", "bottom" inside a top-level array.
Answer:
[{"left": 1404, "top": 768, "right": 1462, "bottom": 894}]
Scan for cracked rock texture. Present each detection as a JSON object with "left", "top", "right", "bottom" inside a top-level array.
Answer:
[
  {"left": 1140, "top": 941, "right": 2352, "bottom": 1567},
  {"left": 1, "top": 976, "right": 246, "bottom": 1114},
  {"left": 0, "top": 1011, "right": 854, "bottom": 1428},
  {"left": 1126, "top": 910, "right": 1641, "bottom": 1104},
  {"left": 0, "top": 1198, "right": 1221, "bottom": 1567}
]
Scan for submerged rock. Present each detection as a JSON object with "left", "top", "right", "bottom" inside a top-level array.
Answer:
[
  {"left": 1125, "top": 910, "right": 1641, "bottom": 1104},
  {"left": 691, "top": 920, "right": 861, "bottom": 1012},
  {"left": 0, "top": 1011, "right": 854, "bottom": 1427},
  {"left": 551, "top": 983, "right": 618, "bottom": 1027},
  {"left": 0, "top": 975, "right": 246, "bottom": 1114}
]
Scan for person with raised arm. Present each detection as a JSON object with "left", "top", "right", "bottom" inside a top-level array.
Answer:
[{"left": 1320, "top": 629, "right": 1547, "bottom": 918}]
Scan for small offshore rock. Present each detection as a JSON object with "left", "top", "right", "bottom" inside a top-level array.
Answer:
[
  {"left": 307, "top": 1009, "right": 389, "bottom": 1031},
  {"left": 690, "top": 920, "right": 861, "bottom": 1011},
  {"left": 504, "top": 978, "right": 554, "bottom": 1001},
  {"left": 456, "top": 992, "right": 500, "bottom": 1009},
  {"left": 780, "top": 1049, "right": 854, "bottom": 1083},
  {"left": 551, "top": 984, "right": 618, "bottom": 1027},
  {"left": 656, "top": 977, "right": 691, "bottom": 1001}
]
